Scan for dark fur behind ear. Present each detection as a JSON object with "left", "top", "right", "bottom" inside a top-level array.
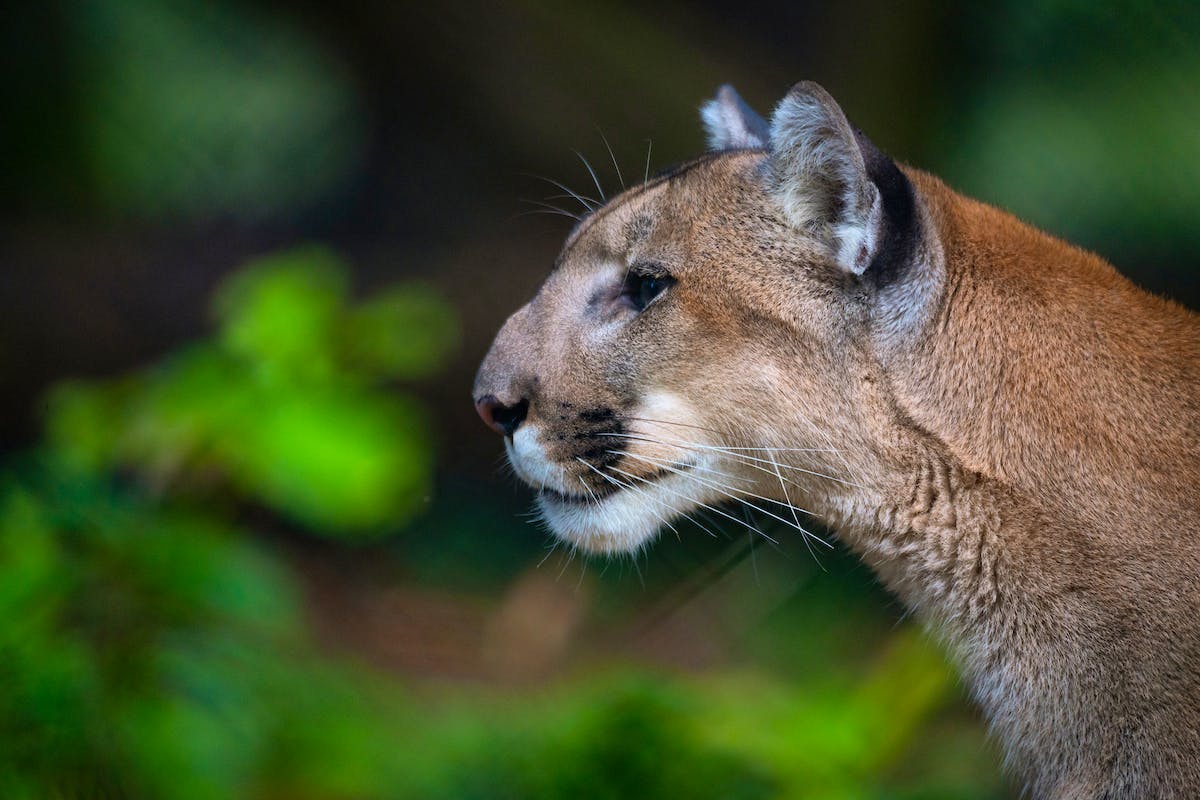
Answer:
[{"left": 854, "top": 129, "right": 918, "bottom": 284}]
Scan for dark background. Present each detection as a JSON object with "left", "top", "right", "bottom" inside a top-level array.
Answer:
[{"left": 1, "top": 2, "right": 1197, "bottom": 797}]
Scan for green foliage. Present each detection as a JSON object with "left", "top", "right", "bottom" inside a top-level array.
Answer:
[
  {"left": 215, "top": 248, "right": 350, "bottom": 380},
  {"left": 401, "top": 651, "right": 998, "bottom": 800},
  {"left": 0, "top": 460, "right": 285, "bottom": 797},
  {"left": 0, "top": 459, "right": 453, "bottom": 800},
  {"left": 451, "top": 677, "right": 777, "bottom": 800},
  {"left": 342, "top": 284, "right": 465, "bottom": 380},
  {"left": 699, "top": 632, "right": 966, "bottom": 799},
  {"left": 47, "top": 246, "right": 455, "bottom": 536},
  {"left": 0, "top": 246, "right": 454, "bottom": 796}
]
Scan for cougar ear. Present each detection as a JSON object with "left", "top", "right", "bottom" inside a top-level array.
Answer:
[
  {"left": 768, "top": 81, "right": 884, "bottom": 275},
  {"left": 700, "top": 85, "right": 770, "bottom": 150}
]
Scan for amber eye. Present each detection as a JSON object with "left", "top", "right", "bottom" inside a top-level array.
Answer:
[{"left": 621, "top": 270, "right": 674, "bottom": 312}]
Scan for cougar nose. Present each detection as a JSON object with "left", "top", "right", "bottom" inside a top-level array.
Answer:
[{"left": 475, "top": 395, "right": 529, "bottom": 437}]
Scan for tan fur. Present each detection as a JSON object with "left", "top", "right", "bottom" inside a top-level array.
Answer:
[{"left": 474, "top": 85, "right": 1200, "bottom": 797}]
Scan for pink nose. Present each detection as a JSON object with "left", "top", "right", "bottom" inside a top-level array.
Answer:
[{"left": 474, "top": 395, "right": 528, "bottom": 437}]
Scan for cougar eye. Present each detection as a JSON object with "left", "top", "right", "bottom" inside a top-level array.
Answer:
[{"left": 620, "top": 269, "right": 674, "bottom": 312}]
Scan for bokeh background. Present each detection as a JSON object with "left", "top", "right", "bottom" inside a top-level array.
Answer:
[{"left": 2, "top": 2, "right": 1198, "bottom": 798}]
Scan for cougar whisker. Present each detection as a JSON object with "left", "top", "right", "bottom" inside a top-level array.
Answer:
[
  {"left": 627, "top": 415, "right": 847, "bottom": 454},
  {"left": 614, "top": 449, "right": 800, "bottom": 514},
  {"left": 607, "top": 464, "right": 779, "bottom": 545},
  {"left": 519, "top": 172, "right": 599, "bottom": 210},
  {"left": 576, "top": 457, "right": 683, "bottom": 541},
  {"left": 600, "top": 431, "right": 812, "bottom": 492},
  {"left": 764, "top": 445, "right": 828, "bottom": 564},
  {"left": 599, "top": 431, "right": 844, "bottom": 499},
  {"left": 517, "top": 199, "right": 582, "bottom": 221},
  {"left": 597, "top": 128, "right": 625, "bottom": 190},
  {"left": 605, "top": 430, "right": 865, "bottom": 489},
  {"left": 618, "top": 449, "right": 828, "bottom": 549},
  {"left": 573, "top": 150, "right": 607, "bottom": 202}
]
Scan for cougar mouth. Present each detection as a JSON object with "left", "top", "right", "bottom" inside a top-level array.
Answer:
[
  {"left": 539, "top": 461, "right": 693, "bottom": 509},
  {"left": 539, "top": 487, "right": 607, "bottom": 507},
  {"left": 536, "top": 451, "right": 723, "bottom": 554}
]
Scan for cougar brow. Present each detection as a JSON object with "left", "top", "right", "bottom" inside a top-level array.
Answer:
[{"left": 558, "top": 150, "right": 751, "bottom": 258}]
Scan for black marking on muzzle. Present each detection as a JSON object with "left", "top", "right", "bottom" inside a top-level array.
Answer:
[{"left": 578, "top": 407, "right": 617, "bottom": 424}]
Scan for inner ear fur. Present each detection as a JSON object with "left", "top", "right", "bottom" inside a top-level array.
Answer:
[{"left": 767, "top": 81, "right": 886, "bottom": 275}]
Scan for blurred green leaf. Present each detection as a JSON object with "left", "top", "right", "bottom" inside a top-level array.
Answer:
[
  {"left": 44, "top": 245, "right": 453, "bottom": 536},
  {"left": 342, "top": 283, "right": 461, "bottom": 380},
  {"left": 228, "top": 388, "right": 432, "bottom": 531},
  {"left": 214, "top": 247, "right": 348, "bottom": 382}
]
